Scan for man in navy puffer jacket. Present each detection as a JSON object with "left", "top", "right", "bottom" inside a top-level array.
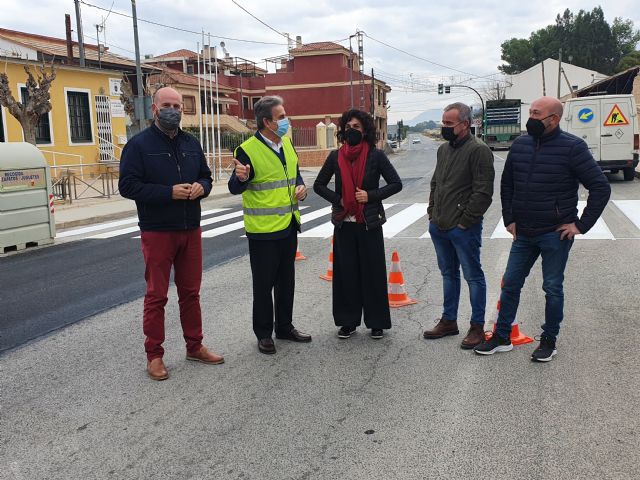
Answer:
[
  {"left": 120, "top": 87, "right": 224, "bottom": 380},
  {"left": 475, "top": 96, "right": 610, "bottom": 362}
]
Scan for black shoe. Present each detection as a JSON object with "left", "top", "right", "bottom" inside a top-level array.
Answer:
[
  {"left": 474, "top": 334, "right": 513, "bottom": 355},
  {"left": 275, "top": 328, "right": 312, "bottom": 342},
  {"left": 258, "top": 338, "right": 276, "bottom": 355},
  {"left": 338, "top": 326, "right": 356, "bottom": 339},
  {"left": 531, "top": 335, "right": 557, "bottom": 362},
  {"left": 370, "top": 329, "right": 384, "bottom": 339}
]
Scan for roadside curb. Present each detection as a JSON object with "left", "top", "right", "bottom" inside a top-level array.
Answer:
[{"left": 54, "top": 191, "right": 233, "bottom": 230}]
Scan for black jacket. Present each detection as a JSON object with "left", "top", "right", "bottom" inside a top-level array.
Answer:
[
  {"left": 119, "top": 124, "right": 213, "bottom": 231},
  {"left": 313, "top": 148, "right": 402, "bottom": 230},
  {"left": 501, "top": 127, "right": 611, "bottom": 236}
]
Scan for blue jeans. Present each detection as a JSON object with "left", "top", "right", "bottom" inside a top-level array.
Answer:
[
  {"left": 429, "top": 221, "right": 486, "bottom": 325},
  {"left": 496, "top": 231, "right": 574, "bottom": 341}
]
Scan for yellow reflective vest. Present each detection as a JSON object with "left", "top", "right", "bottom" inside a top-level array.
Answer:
[{"left": 236, "top": 135, "right": 301, "bottom": 234}]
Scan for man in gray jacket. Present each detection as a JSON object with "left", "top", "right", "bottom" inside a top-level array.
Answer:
[{"left": 424, "top": 102, "right": 495, "bottom": 349}]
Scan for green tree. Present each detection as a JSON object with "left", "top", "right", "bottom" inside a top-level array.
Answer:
[
  {"left": 616, "top": 51, "right": 640, "bottom": 72},
  {"left": 498, "top": 7, "right": 640, "bottom": 75}
]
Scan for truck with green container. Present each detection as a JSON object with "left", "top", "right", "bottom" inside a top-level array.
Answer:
[{"left": 483, "top": 99, "right": 522, "bottom": 150}]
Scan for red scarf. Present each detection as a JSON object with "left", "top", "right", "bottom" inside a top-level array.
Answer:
[{"left": 337, "top": 142, "right": 369, "bottom": 223}]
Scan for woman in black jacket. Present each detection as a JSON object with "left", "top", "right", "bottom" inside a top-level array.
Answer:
[{"left": 314, "top": 109, "right": 402, "bottom": 339}]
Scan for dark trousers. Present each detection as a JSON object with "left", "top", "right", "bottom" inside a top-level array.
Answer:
[
  {"left": 496, "top": 230, "right": 573, "bottom": 341},
  {"left": 140, "top": 228, "right": 203, "bottom": 361},
  {"left": 248, "top": 228, "right": 297, "bottom": 339},
  {"left": 333, "top": 222, "right": 391, "bottom": 329}
]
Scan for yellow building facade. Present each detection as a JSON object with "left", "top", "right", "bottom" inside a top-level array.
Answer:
[{"left": 1, "top": 59, "right": 128, "bottom": 177}]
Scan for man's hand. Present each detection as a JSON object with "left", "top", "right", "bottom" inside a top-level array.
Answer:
[
  {"left": 355, "top": 187, "right": 368, "bottom": 204},
  {"left": 295, "top": 185, "right": 307, "bottom": 201},
  {"left": 506, "top": 222, "right": 516, "bottom": 240},
  {"left": 188, "top": 182, "right": 204, "bottom": 200},
  {"left": 557, "top": 222, "right": 580, "bottom": 240},
  {"left": 172, "top": 183, "right": 192, "bottom": 200},
  {"left": 233, "top": 158, "right": 251, "bottom": 182},
  {"left": 457, "top": 224, "right": 467, "bottom": 230}
]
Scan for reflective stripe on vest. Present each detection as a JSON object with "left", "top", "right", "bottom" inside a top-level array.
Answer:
[{"left": 236, "top": 135, "right": 301, "bottom": 234}]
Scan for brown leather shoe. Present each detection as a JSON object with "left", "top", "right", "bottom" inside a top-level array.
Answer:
[
  {"left": 147, "top": 358, "right": 168, "bottom": 381},
  {"left": 461, "top": 324, "right": 485, "bottom": 349},
  {"left": 275, "top": 328, "right": 312, "bottom": 342},
  {"left": 423, "top": 318, "right": 459, "bottom": 339},
  {"left": 258, "top": 338, "right": 276, "bottom": 355},
  {"left": 186, "top": 346, "right": 225, "bottom": 364}
]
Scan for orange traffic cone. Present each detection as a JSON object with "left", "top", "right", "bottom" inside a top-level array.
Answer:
[
  {"left": 319, "top": 237, "right": 333, "bottom": 281},
  {"left": 295, "top": 244, "right": 306, "bottom": 261},
  {"left": 485, "top": 277, "right": 533, "bottom": 345},
  {"left": 387, "top": 250, "right": 417, "bottom": 308}
]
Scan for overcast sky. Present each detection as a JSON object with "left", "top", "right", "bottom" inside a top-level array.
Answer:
[{"left": 2, "top": 0, "right": 639, "bottom": 123}]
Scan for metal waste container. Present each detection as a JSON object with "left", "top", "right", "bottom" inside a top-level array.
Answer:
[{"left": 0, "top": 143, "right": 55, "bottom": 253}]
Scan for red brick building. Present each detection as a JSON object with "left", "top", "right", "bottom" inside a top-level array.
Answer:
[{"left": 143, "top": 42, "right": 391, "bottom": 146}]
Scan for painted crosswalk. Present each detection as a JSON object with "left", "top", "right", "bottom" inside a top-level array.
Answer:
[
  {"left": 57, "top": 200, "right": 640, "bottom": 242},
  {"left": 491, "top": 201, "right": 618, "bottom": 240}
]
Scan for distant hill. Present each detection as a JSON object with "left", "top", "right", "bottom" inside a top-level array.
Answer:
[{"left": 407, "top": 109, "right": 443, "bottom": 126}]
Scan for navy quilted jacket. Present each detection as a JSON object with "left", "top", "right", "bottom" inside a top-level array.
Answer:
[{"left": 501, "top": 127, "right": 610, "bottom": 236}]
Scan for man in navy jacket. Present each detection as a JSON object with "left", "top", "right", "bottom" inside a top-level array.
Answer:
[
  {"left": 475, "top": 96, "right": 610, "bottom": 362},
  {"left": 119, "top": 87, "right": 224, "bottom": 380}
]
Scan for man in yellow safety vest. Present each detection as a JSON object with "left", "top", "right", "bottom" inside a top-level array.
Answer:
[{"left": 228, "top": 95, "right": 312, "bottom": 354}]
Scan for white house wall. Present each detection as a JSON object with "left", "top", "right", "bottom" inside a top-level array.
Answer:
[
  {"left": 504, "top": 58, "right": 608, "bottom": 130},
  {"left": 0, "top": 38, "right": 38, "bottom": 61}
]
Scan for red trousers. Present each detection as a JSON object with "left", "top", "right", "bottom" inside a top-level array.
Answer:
[{"left": 140, "top": 228, "right": 203, "bottom": 361}]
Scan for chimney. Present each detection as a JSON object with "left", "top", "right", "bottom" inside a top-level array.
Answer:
[
  {"left": 295, "top": 35, "right": 302, "bottom": 47},
  {"left": 65, "top": 14, "right": 74, "bottom": 64}
]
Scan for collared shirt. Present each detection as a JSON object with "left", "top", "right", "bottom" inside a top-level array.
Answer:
[{"left": 258, "top": 131, "right": 283, "bottom": 153}]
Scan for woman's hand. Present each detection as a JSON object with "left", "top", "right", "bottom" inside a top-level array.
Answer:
[{"left": 355, "top": 187, "right": 368, "bottom": 203}]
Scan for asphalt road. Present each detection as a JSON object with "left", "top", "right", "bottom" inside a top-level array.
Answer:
[{"left": 1, "top": 135, "right": 639, "bottom": 479}]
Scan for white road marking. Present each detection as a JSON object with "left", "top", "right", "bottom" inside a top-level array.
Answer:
[
  {"left": 383, "top": 203, "right": 428, "bottom": 238},
  {"left": 612, "top": 200, "right": 640, "bottom": 230}
]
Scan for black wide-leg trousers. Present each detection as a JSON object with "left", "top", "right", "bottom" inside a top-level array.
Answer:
[{"left": 332, "top": 222, "right": 391, "bottom": 329}]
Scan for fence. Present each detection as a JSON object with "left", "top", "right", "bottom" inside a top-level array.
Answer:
[{"left": 50, "top": 163, "right": 120, "bottom": 203}]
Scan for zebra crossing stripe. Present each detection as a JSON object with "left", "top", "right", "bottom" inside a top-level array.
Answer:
[
  {"left": 577, "top": 201, "right": 614, "bottom": 240},
  {"left": 384, "top": 203, "right": 428, "bottom": 238},
  {"left": 203, "top": 206, "right": 309, "bottom": 239},
  {"left": 91, "top": 208, "right": 231, "bottom": 239},
  {"left": 612, "top": 200, "right": 640, "bottom": 230},
  {"left": 57, "top": 215, "right": 140, "bottom": 238},
  {"left": 491, "top": 202, "right": 615, "bottom": 240}
]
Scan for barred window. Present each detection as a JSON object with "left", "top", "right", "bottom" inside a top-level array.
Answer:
[{"left": 67, "top": 91, "right": 92, "bottom": 143}]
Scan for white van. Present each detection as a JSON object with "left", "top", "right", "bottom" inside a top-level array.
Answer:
[{"left": 561, "top": 94, "right": 639, "bottom": 181}]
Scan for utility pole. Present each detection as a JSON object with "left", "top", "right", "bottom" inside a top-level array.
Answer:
[
  {"left": 74, "top": 0, "right": 86, "bottom": 67},
  {"left": 131, "top": 0, "right": 145, "bottom": 132},
  {"left": 349, "top": 35, "right": 355, "bottom": 109},
  {"left": 357, "top": 31, "right": 365, "bottom": 110},
  {"left": 95, "top": 23, "right": 102, "bottom": 69},
  {"left": 557, "top": 48, "right": 563, "bottom": 99},
  {"left": 370, "top": 68, "right": 375, "bottom": 116}
]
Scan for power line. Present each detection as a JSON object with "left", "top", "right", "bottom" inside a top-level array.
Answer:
[
  {"left": 361, "top": 31, "right": 478, "bottom": 77},
  {"left": 79, "top": 0, "right": 289, "bottom": 46},
  {"left": 231, "top": 0, "right": 288, "bottom": 39},
  {"left": 84, "top": 33, "right": 135, "bottom": 55}
]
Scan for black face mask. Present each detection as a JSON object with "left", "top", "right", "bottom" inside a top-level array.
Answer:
[
  {"left": 441, "top": 125, "right": 458, "bottom": 142},
  {"left": 345, "top": 128, "right": 363, "bottom": 146},
  {"left": 526, "top": 114, "right": 555, "bottom": 138}
]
